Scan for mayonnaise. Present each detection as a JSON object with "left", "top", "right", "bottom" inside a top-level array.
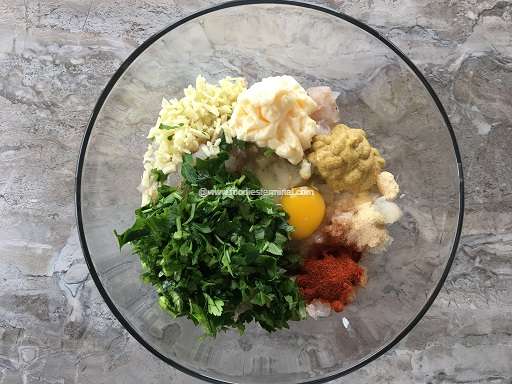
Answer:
[{"left": 228, "top": 76, "right": 318, "bottom": 165}]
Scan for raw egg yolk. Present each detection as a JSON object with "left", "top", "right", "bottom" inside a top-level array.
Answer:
[{"left": 281, "top": 187, "right": 326, "bottom": 240}]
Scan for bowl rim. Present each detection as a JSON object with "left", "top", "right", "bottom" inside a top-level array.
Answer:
[{"left": 75, "top": 1, "right": 465, "bottom": 382}]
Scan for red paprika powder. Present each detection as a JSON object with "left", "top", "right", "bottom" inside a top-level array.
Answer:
[{"left": 296, "top": 246, "right": 366, "bottom": 312}]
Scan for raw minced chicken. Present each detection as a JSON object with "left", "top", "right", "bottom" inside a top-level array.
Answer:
[
  {"left": 246, "top": 154, "right": 304, "bottom": 191},
  {"left": 373, "top": 196, "right": 403, "bottom": 224},
  {"left": 307, "top": 86, "right": 340, "bottom": 129},
  {"left": 377, "top": 171, "right": 400, "bottom": 200},
  {"left": 306, "top": 299, "right": 332, "bottom": 319},
  {"left": 299, "top": 159, "right": 312, "bottom": 180},
  {"left": 140, "top": 75, "right": 247, "bottom": 205}
]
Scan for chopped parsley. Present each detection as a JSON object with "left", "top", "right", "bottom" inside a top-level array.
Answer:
[
  {"left": 150, "top": 168, "right": 167, "bottom": 183},
  {"left": 115, "top": 143, "right": 305, "bottom": 336},
  {"left": 263, "top": 147, "right": 275, "bottom": 157}
]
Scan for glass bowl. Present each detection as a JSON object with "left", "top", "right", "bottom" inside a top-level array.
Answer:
[{"left": 76, "top": 1, "right": 464, "bottom": 383}]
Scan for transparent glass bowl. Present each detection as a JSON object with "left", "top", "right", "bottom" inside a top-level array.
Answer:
[{"left": 76, "top": 1, "right": 464, "bottom": 383}]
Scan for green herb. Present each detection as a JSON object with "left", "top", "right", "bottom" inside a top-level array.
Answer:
[
  {"left": 150, "top": 168, "right": 167, "bottom": 183},
  {"left": 159, "top": 123, "right": 184, "bottom": 130},
  {"left": 263, "top": 147, "right": 275, "bottom": 157},
  {"left": 115, "top": 142, "right": 305, "bottom": 336}
]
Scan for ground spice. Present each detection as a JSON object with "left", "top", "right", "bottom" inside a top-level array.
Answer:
[{"left": 296, "top": 246, "right": 366, "bottom": 312}]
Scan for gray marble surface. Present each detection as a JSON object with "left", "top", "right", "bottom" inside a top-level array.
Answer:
[{"left": 0, "top": 0, "right": 510, "bottom": 383}]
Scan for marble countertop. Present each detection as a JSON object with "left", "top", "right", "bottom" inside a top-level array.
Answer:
[{"left": 0, "top": 0, "right": 511, "bottom": 383}]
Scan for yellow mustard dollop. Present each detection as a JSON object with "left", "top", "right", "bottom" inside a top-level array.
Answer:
[{"left": 308, "top": 124, "right": 385, "bottom": 193}]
